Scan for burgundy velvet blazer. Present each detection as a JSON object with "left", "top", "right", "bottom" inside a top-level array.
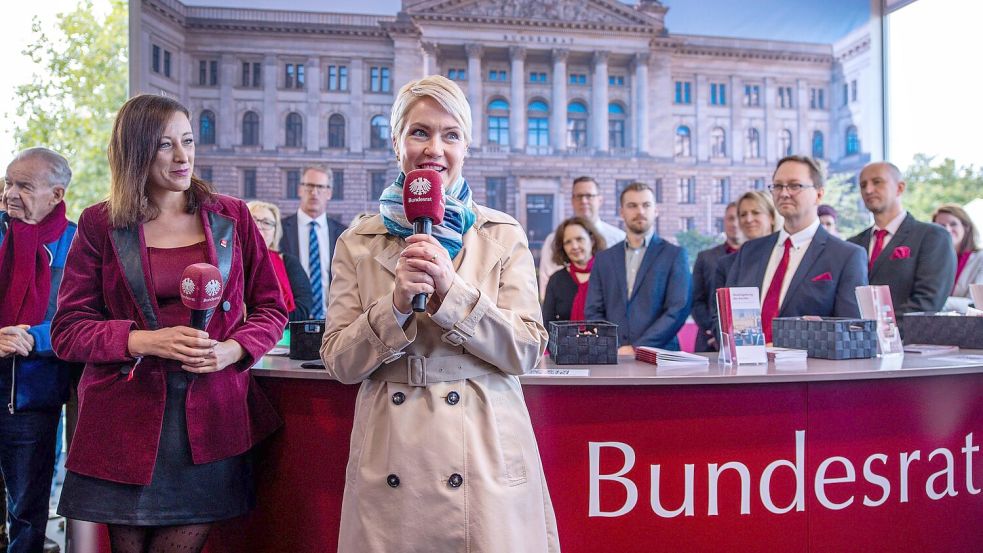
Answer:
[{"left": 51, "top": 195, "right": 287, "bottom": 485}]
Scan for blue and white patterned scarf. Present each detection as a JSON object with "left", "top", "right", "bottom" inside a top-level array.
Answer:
[{"left": 379, "top": 172, "right": 476, "bottom": 259}]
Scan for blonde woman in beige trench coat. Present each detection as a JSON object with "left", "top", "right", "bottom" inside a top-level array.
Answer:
[{"left": 320, "top": 75, "right": 560, "bottom": 552}]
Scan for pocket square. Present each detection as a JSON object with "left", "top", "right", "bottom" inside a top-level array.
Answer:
[
  {"left": 891, "top": 246, "right": 911, "bottom": 260},
  {"left": 811, "top": 272, "right": 833, "bottom": 282}
]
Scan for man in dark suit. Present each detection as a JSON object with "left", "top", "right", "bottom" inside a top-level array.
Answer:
[
  {"left": 692, "top": 201, "right": 742, "bottom": 351},
  {"left": 847, "top": 161, "right": 955, "bottom": 315},
  {"left": 279, "top": 165, "right": 347, "bottom": 320},
  {"left": 585, "top": 182, "right": 691, "bottom": 352},
  {"left": 725, "top": 156, "right": 867, "bottom": 342}
]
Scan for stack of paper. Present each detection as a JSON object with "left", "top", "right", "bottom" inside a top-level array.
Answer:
[
  {"left": 766, "top": 347, "right": 808, "bottom": 362},
  {"left": 635, "top": 347, "right": 709, "bottom": 366},
  {"left": 903, "top": 344, "right": 958, "bottom": 356}
]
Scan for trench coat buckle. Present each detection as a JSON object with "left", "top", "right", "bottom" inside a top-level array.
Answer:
[{"left": 407, "top": 355, "right": 427, "bottom": 387}]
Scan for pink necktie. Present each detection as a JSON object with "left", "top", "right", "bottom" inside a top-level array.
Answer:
[
  {"left": 762, "top": 238, "right": 792, "bottom": 343},
  {"left": 869, "top": 229, "right": 889, "bottom": 271}
]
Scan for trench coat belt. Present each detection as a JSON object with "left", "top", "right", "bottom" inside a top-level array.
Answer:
[{"left": 369, "top": 353, "right": 497, "bottom": 387}]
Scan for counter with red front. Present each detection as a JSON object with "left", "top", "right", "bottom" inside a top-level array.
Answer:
[{"left": 70, "top": 352, "right": 983, "bottom": 552}]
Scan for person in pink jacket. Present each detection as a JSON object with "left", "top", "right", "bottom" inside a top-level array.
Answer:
[{"left": 51, "top": 94, "right": 286, "bottom": 553}]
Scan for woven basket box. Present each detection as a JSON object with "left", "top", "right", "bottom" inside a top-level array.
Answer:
[
  {"left": 772, "top": 317, "right": 877, "bottom": 360},
  {"left": 548, "top": 321, "right": 619, "bottom": 365},
  {"left": 900, "top": 313, "right": 983, "bottom": 349}
]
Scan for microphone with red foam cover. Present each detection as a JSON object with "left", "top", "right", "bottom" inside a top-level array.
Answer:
[
  {"left": 402, "top": 169, "right": 444, "bottom": 312},
  {"left": 180, "top": 263, "right": 224, "bottom": 330}
]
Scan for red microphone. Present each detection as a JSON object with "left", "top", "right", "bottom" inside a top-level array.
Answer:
[
  {"left": 180, "top": 263, "right": 224, "bottom": 330},
  {"left": 403, "top": 169, "right": 444, "bottom": 312}
]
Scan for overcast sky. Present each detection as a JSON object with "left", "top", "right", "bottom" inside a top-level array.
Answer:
[
  {"left": 182, "top": 0, "right": 870, "bottom": 43},
  {"left": 3, "top": 1, "right": 979, "bottom": 172}
]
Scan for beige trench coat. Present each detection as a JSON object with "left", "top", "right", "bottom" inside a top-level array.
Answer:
[{"left": 320, "top": 206, "right": 560, "bottom": 553}]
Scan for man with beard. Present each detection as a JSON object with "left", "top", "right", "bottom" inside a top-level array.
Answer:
[
  {"left": 847, "top": 161, "right": 954, "bottom": 315},
  {"left": 725, "top": 156, "right": 867, "bottom": 343},
  {"left": 585, "top": 182, "right": 691, "bottom": 352}
]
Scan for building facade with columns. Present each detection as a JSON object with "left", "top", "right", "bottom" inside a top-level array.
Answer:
[{"left": 130, "top": 0, "right": 875, "bottom": 254}]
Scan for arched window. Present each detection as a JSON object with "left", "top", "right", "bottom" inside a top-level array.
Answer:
[
  {"left": 845, "top": 126, "right": 859, "bottom": 156},
  {"left": 566, "top": 100, "right": 588, "bottom": 148},
  {"left": 285, "top": 112, "right": 303, "bottom": 147},
  {"left": 812, "top": 130, "right": 824, "bottom": 159},
  {"left": 710, "top": 127, "right": 727, "bottom": 158},
  {"left": 527, "top": 100, "right": 549, "bottom": 147},
  {"left": 608, "top": 102, "right": 626, "bottom": 149},
  {"left": 370, "top": 115, "right": 389, "bottom": 150},
  {"left": 779, "top": 129, "right": 793, "bottom": 157},
  {"left": 745, "top": 128, "right": 760, "bottom": 158},
  {"left": 674, "top": 125, "right": 691, "bottom": 157},
  {"left": 487, "top": 99, "right": 509, "bottom": 146},
  {"left": 328, "top": 114, "right": 345, "bottom": 148},
  {"left": 241, "top": 111, "right": 259, "bottom": 146},
  {"left": 199, "top": 110, "right": 215, "bottom": 145}
]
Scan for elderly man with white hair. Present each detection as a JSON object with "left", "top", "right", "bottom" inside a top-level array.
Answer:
[{"left": 1, "top": 147, "right": 77, "bottom": 553}]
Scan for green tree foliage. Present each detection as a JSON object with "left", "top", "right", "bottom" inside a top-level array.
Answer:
[
  {"left": 902, "top": 154, "right": 983, "bottom": 220},
  {"left": 12, "top": 0, "right": 127, "bottom": 220},
  {"left": 821, "top": 172, "right": 871, "bottom": 238},
  {"left": 675, "top": 229, "right": 721, "bottom": 271}
]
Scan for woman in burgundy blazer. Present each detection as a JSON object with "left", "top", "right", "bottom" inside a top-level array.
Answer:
[{"left": 51, "top": 95, "right": 286, "bottom": 552}]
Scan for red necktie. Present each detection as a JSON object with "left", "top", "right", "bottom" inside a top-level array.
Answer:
[
  {"left": 762, "top": 238, "right": 793, "bottom": 343},
  {"left": 869, "top": 229, "right": 889, "bottom": 271}
]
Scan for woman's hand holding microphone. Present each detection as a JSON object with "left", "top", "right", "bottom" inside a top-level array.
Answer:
[
  {"left": 127, "top": 327, "right": 243, "bottom": 373},
  {"left": 394, "top": 234, "right": 453, "bottom": 314}
]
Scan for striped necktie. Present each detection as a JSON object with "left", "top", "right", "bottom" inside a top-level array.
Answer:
[{"left": 309, "top": 220, "right": 325, "bottom": 320}]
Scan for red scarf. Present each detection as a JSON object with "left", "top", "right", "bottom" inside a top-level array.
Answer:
[
  {"left": 268, "top": 250, "right": 296, "bottom": 313},
  {"left": 955, "top": 250, "right": 972, "bottom": 292},
  {"left": 0, "top": 202, "right": 69, "bottom": 327},
  {"left": 567, "top": 257, "right": 595, "bottom": 321}
]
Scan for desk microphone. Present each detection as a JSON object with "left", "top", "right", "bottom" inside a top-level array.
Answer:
[
  {"left": 403, "top": 169, "right": 445, "bottom": 312},
  {"left": 180, "top": 263, "right": 224, "bottom": 330}
]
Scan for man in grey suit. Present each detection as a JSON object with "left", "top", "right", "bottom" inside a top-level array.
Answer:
[
  {"left": 280, "top": 165, "right": 347, "bottom": 320},
  {"left": 847, "top": 162, "right": 955, "bottom": 315},
  {"left": 725, "top": 156, "right": 867, "bottom": 342}
]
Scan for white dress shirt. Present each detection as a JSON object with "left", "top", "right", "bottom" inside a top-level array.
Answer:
[
  {"left": 867, "top": 210, "right": 908, "bottom": 259},
  {"left": 538, "top": 218, "right": 626, "bottom": 300},
  {"left": 761, "top": 218, "right": 821, "bottom": 308},
  {"left": 296, "top": 210, "right": 332, "bottom": 312}
]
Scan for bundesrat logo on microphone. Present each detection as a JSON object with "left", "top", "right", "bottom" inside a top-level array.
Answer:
[
  {"left": 408, "top": 176, "right": 432, "bottom": 197},
  {"left": 181, "top": 277, "right": 222, "bottom": 299}
]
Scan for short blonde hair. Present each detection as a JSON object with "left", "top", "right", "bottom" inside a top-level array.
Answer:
[
  {"left": 390, "top": 75, "right": 472, "bottom": 146},
  {"left": 737, "top": 190, "right": 782, "bottom": 233},
  {"left": 247, "top": 200, "right": 283, "bottom": 251}
]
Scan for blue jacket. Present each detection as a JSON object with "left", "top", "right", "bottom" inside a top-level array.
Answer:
[
  {"left": 725, "top": 225, "right": 867, "bottom": 319},
  {"left": 0, "top": 210, "right": 78, "bottom": 411},
  {"left": 585, "top": 235, "right": 692, "bottom": 350}
]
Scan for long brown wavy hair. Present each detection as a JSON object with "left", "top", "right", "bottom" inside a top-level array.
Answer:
[{"left": 107, "top": 94, "right": 215, "bottom": 228}]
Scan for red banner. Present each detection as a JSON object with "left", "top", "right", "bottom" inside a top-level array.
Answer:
[{"left": 74, "top": 373, "right": 983, "bottom": 552}]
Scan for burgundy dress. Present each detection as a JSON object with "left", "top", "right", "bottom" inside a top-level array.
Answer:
[{"left": 58, "top": 242, "right": 254, "bottom": 525}]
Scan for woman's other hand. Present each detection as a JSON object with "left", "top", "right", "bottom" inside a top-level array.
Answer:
[
  {"left": 181, "top": 339, "right": 244, "bottom": 373},
  {"left": 401, "top": 234, "right": 454, "bottom": 300}
]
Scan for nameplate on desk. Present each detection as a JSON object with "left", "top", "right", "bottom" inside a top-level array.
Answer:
[{"left": 528, "top": 368, "right": 590, "bottom": 377}]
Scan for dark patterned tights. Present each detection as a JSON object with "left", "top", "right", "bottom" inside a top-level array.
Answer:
[{"left": 108, "top": 523, "right": 211, "bottom": 553}]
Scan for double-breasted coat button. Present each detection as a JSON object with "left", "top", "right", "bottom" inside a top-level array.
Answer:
[
  {"left": 448, "top": 473, "right": 463, "bottom": 488},
  {"left": 387, "top": 474, "right": 400, "bottom": 488},
  {"left": 221, "top": 300, "right": 231, "bottom": 312},
  {"left": 445, "top": 391, "right": 460, "bottom": 405},
  {"left": 391, "top": 392, "right": 405, "bottom": 405}
]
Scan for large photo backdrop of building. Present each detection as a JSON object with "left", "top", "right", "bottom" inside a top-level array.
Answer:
[{"left": 130, "top": 0, "right": 875, "bottom": 257}]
